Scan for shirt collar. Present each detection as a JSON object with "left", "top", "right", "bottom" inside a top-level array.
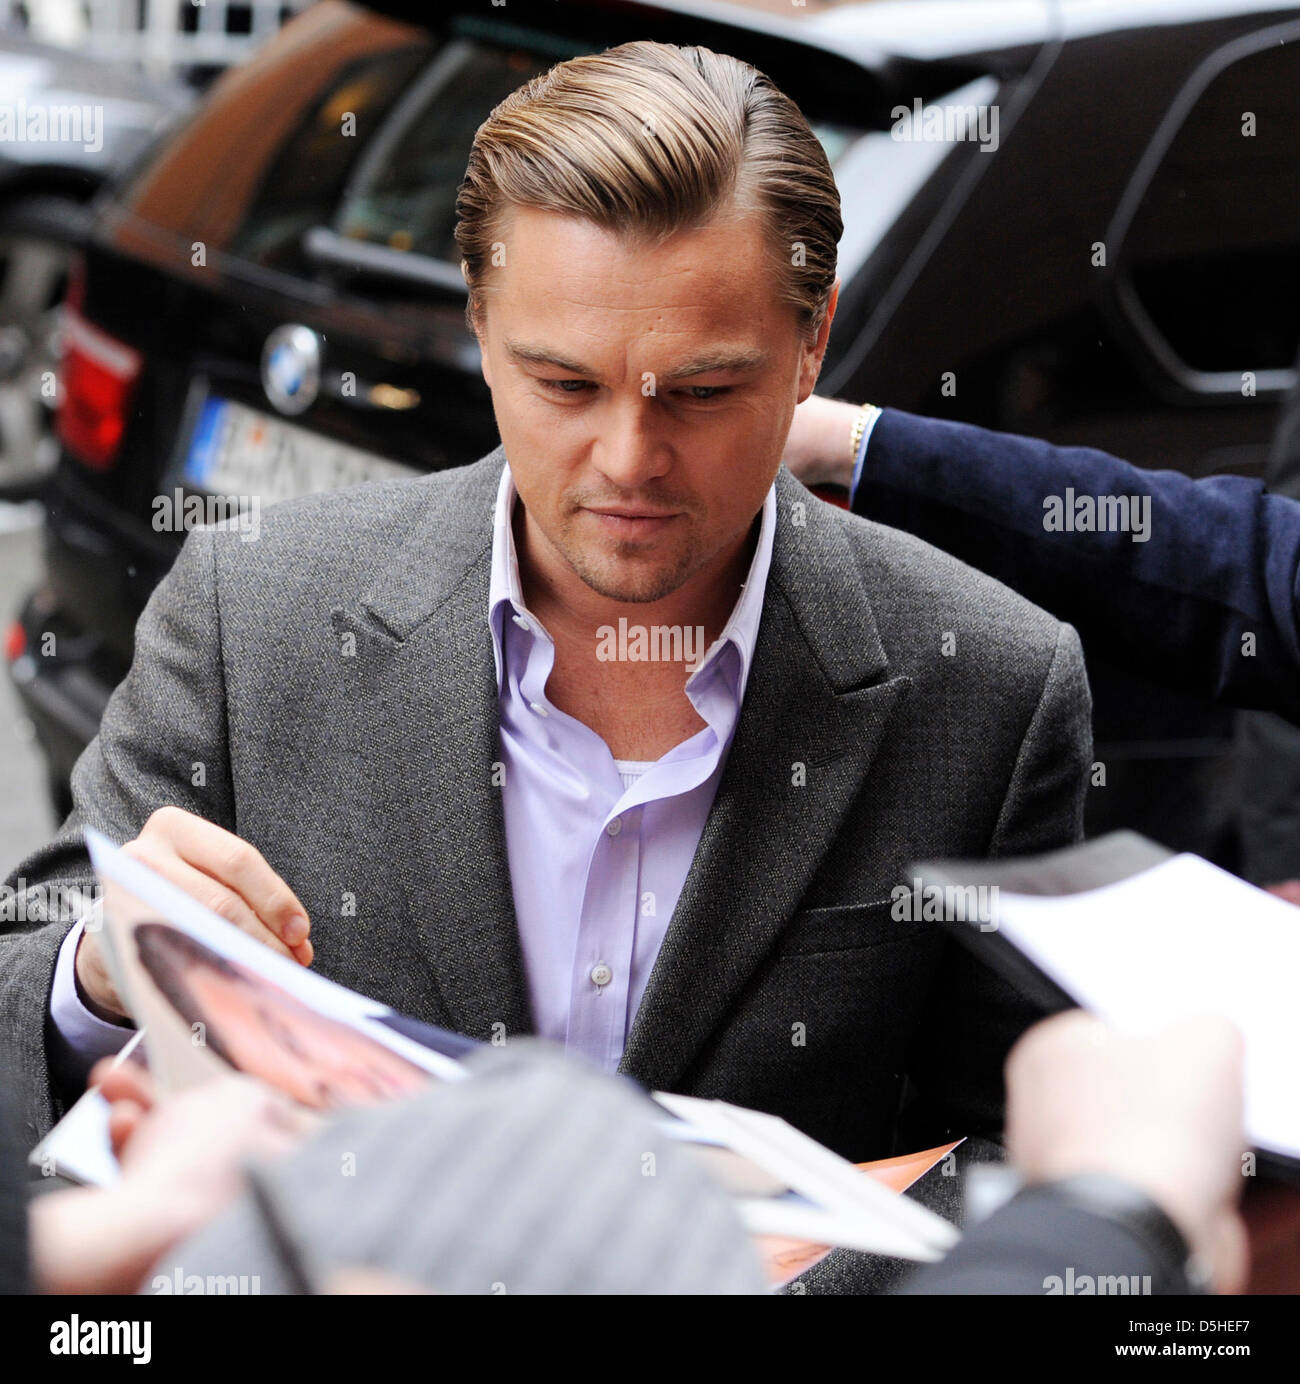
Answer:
[{"left": 488, "top": 463, "right": 776, "bottom": 699}]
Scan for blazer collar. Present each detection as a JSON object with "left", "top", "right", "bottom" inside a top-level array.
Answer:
[
  {"left": 357, "top": 446, "right": 506, "bottom": 642},
  {"left": 357, "top": 449, "right": 890, "bottom": 695}
]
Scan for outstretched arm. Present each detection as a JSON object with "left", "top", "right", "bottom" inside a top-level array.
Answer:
[{"left": 786, "top": 396, "right": 1300, "bottom": 723}]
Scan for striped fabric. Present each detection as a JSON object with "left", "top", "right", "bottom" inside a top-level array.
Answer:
[{"left": 145, "top": 1042, "right": 766, "bottom": 1295}]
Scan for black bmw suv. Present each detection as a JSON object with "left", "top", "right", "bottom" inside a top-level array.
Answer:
[{"left": 7, "top": 0, "right": 1300, "bottom": 864}]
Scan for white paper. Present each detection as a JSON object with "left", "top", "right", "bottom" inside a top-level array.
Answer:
[{"left": 992, "top": 853, "right": 1300, "bottom": 1158}]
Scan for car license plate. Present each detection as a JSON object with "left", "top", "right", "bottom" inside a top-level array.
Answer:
[{"left": 182, "top": 395, "right": 417, "bottom": 505}]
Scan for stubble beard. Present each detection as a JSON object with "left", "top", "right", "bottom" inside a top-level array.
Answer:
[{"left": 555, "top": 514, "right": 702, "bottom": 605}]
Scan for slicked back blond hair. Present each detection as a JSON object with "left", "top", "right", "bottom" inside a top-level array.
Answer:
[{"left": 455, "top": 40, "right": 842, "bottom": 340}]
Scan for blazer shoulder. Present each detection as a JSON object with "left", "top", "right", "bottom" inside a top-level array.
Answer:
[
  {"left": 238, "top": 453, "right": 498, "bottom": 542},
  {"left": 826, "top": 502, "right": 1070, "bottom": 658},
  {"left": 199, "top": 453, "right": 502, "bottom": 584}
]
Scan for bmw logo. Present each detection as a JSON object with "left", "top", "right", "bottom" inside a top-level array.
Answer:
[{"left": 261, "top": 324, "right": 322, "bottom": 416}]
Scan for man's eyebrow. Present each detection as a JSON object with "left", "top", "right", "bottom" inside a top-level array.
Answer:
[
  {"left": 663, "top": 347, "right": 769, "bottom": 380},
  {"left": 503, "top": 339, "right": 769, "bottom": 379},
  {"left": 505, "top": 340, "right": 592, "bottom": 374}
]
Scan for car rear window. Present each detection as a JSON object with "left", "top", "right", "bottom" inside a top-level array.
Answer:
[
  {"left": 106, "top": 3, "right": 433, "bottom": 270},
  {"left": 333, "top": 38, "right": 554, "bottom": 263},
  {"left": 112, "top": 5, "right": 876, "bottom": 289}
]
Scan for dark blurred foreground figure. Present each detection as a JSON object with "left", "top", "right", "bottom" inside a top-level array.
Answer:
[
  {"left": 9, "top": 1017, "right": 1248, "bottom": 1296},
  {"left": 0, "top": 1080, "right": 27, "bottom": 1296}
]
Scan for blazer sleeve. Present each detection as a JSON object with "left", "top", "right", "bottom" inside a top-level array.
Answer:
[
  {"left": 898, "top": 621, "right": 1092, "bottom": 1152},
  {"left": 853, "top": 408, "right": 1300, "bottom": 724},
  {"left": 894, "top": 1186, "right": 1190, "bottom": 1295},
  {"left": 0, "top": 524, "right": 235, "bottom": 1142}
]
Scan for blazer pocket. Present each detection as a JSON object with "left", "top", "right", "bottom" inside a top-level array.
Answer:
[{"left": 774, "top": 897, "right": 930, "bottom": 957}]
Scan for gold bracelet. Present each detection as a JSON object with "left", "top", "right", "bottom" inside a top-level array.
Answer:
[{"left": 849, "top": 402, "right": 880, "bottom": 473}]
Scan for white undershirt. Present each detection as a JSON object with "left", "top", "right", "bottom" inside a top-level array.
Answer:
[{"left": 613, "top": 759, "right": 656, "bottom": 792}]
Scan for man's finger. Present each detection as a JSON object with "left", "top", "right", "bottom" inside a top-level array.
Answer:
[
  {"left": 144, "top": 807, "right": 312, "bottom": 946},
  {"left": 96, "top": 1061, "right": 155, "bottom": 1110},
  {"left": 122, "top": 841, "right": 302, "bottom": 964}
]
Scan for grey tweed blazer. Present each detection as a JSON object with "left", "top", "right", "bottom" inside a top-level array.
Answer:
[{"left": 2, "top": 449, "right": 1090, "bottom": 1166}]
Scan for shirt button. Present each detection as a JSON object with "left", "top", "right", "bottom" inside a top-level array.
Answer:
[
  {"left": 590, "top": 962, "right": 613, "bottom": 988},
  {"left": 512, "top": 613, "right": 531, "bottom": 632},
  {"left": 605, "top": 817, "right": 622, "bottom": 836},
  {"left": 529, "top": 701, "right": 549, "bottom": 717}
]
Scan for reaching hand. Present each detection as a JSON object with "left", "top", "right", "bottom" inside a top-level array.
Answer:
[
  {"left": 1005, "top": 1010, "right": 1249, "bottom": 1293},
  {"left": 30, "top": 1066, "right": 314, "bottom": 1294}
]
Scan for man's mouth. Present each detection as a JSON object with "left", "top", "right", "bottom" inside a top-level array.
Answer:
[{"left": 583, "top": 507, "right": 682, "bottom": 539}]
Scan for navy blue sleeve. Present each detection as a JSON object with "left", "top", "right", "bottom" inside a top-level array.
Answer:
[{"left": 852, "top": 408, "right": 1300, "bottom": 723}]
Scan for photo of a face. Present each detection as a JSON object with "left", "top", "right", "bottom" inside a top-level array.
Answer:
[{"left": 133, "top": 921, "right": 430, "bottom": 1110}]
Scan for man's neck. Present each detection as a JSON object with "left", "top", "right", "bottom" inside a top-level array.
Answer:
[{"left": 510, "top": 501, "right": 763, "bottom": 760}]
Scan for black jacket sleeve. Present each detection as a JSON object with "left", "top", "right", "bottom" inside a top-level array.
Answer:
[
  {"left": 0, "top": 1079, "right": 31, "bottom": 1294},
  {"left": 895, "top": 1185, "right": 1192, "bottom": 1295}
]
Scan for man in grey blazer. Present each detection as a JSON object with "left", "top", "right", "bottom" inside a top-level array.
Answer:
[{"left": 1, "top": 40, "right": 1089, "bottom": 1240}]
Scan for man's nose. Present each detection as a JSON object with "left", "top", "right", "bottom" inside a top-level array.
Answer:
[{"left": 591, "top": 396, "right": 672, "bottom": 489}]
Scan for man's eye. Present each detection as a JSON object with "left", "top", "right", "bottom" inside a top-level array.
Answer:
[
  {"left": 677, "top": 386, "right": 731, "bottom": 401},
  {"left": 540, "top": 379, "right": 592, "bottom": 394}
]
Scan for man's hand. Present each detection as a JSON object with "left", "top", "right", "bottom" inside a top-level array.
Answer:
[
  {"left": 782, "top": 394, "right": 863, "bottom": 491},
  {"left": 75, "top": 805, "right": 314, "bottom": 1021},
  {"left": 1005, "top": 1010, "right": 1249, "bottom": 1293}
]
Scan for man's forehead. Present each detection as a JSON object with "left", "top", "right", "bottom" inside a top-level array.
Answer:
[
  {"left": 484, "top": 205, "right": 788, "bottom": 368},
  {"left": 493, "top": 204, "right": 774, "bottom": 303}
]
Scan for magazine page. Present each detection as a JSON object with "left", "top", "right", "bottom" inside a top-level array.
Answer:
[{"left": 85, "top": 826, "right": 467, "bottom": 1103}]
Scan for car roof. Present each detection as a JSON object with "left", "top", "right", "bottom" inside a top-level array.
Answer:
[
  {"left": 812, "top": 0, "right": 1300, "bottom": 59},
  {"left": 359, "top": 0, "right": 1300, "bottom": 67}
]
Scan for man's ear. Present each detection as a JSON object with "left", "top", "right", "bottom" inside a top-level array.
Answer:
[
  {"left": 472, "top": 313, "right": 494, "bottom": 389},
  {"left": 461, "top": 262, "right": 494, "bottom": 390},
  {"left": 796, "top": 277, "right": 839, "bottom": 403},
  {"left": 479, "top": 333, "right": 493, "bottom": 391}
]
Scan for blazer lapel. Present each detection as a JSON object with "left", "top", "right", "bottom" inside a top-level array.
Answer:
[
  {"left": 337, "top": 455, "right": 908, "bottom": 1075},
  {"left": 618, "top": 469, "right": 913, "bottom": 1093},
  {"left": 347, "top": 447, "right": 534, "bottom": 1043}
]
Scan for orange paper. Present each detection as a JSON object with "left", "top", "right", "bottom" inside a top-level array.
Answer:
[{"left": 756, "top": 1139, "right": 964, "bottom": 1285}]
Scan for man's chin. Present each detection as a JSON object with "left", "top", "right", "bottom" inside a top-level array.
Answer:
[
  {"left": 568, "top": 550, "right": 695, "bottom": 605},
  {"left": 578, "top": 571, "right": 687, "bottom": 605}
]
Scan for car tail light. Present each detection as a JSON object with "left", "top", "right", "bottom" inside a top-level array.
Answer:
[
  {"left": 56, "top": 302, "right": 142, "bottom": 472},
  {"left": 810, "top": 484, "right": 850, "bottom": 511},
  {"left": 4, "top": 619, "right": 25, "bottom": 663}
]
